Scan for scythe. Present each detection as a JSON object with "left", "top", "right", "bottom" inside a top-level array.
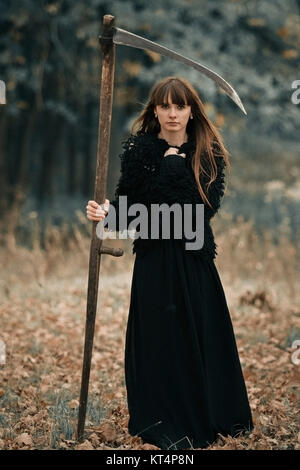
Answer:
[{"left": 77, "top": 13, "right": 246, "bottom": 442}]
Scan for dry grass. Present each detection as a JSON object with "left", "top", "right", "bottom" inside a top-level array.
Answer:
[{"left": 0, "top": 211, "right": 299, "bottom": 450}]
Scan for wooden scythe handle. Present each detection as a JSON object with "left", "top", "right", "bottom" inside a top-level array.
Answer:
[
  {"left": 99, "top": 245, "right": 124, "bottom": 256},
  {"left": 77, "top": 14, "right": 124, "bottom": 443}
]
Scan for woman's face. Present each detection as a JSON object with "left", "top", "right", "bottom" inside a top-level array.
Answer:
[{"left": 154, "top": 94, "right": 192, "bottom": 134}]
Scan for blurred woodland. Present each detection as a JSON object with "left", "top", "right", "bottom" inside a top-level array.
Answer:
[{"left": 0, "top": 0, "right": 299, "bottom": 249}]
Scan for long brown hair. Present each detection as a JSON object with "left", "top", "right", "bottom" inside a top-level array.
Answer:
[{"left": 130, "top": 76, "right": 230, "bottom": 209}]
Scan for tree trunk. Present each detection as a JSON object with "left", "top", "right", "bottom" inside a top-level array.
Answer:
[
  {"left": 4, "top": 107, "right": 38, "bottom": 252},
  {"left": 38, "top": 111, "right": 65, "bottom": 203},
  {"left": 0, "top": 110, "right": 10, "bottom": 225},
  {"left": 67, "top": 121, "right": 77, "bottom": 195}
]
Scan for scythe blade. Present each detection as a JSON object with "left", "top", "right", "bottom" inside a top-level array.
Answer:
[{"left": 112, "top": 26, "right": 247, "bottom": 115}]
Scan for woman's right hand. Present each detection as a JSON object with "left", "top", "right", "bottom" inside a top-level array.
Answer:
[
  {"left": 164, "top": 147, "right": 186, "bottom": 158},
  {"left": 86, "top": 199, "right": 110, "bottom": 221}
]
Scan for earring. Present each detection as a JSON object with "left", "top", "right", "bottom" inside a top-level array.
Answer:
[
  {"left": 154, "top": 113, "right": 157, "bottom": 118},
  {"left": 190, "top": 115, "right": 193, "bottom": 119}
]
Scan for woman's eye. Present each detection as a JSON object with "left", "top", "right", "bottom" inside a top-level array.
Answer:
[{"left": 161, "top": 104, "right": 185, "bottom": 109}]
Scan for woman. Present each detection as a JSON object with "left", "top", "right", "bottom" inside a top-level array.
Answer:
[{"left": 86, "top": 76, "right": 254, "bottom": 450}]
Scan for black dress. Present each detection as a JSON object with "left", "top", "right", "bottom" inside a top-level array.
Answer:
[{"left": 108, "top": 132, "right": 254, "bottom": 450}]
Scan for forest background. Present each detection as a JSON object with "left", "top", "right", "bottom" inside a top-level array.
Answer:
[{"left": 0, "top": 0, "right": 299, "bottom": 451}]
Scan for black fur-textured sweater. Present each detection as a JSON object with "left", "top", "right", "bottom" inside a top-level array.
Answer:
[{"left": 106, "top": 132, "right": 226, "bottom": 260}]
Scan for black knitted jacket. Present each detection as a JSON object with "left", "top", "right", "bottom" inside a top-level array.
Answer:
[{"left": 106, "top": 132, "right": 226, "bottom": 260}]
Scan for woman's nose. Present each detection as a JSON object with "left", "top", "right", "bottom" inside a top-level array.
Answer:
[{"left": 168, "top": 107, "right": 177, "bottom": 116}]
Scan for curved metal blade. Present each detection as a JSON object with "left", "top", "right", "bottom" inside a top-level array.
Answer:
[{"left": 113, "top": 27, "right": 247, "bottom": 115}]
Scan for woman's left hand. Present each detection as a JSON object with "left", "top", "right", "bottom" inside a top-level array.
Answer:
[{"left": 164, "top": 147, "right": 186, "bottom": 158}]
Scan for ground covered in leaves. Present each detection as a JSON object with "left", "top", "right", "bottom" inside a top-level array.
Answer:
[{"left": 0, "top": 224, "right": 299, "bottom": 450}]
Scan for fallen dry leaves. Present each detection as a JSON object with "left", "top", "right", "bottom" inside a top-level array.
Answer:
[{"left": 0, "top": 238, "right": 299, "bottom": 450}]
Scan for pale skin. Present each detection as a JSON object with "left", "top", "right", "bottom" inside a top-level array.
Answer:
[{"left": 86, "top": 94, "right": 193, "bottom": 222}]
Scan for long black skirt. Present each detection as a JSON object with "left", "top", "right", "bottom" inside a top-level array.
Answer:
[{"left": 124, "top": 239, "right": 254, "bottom": 450}]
